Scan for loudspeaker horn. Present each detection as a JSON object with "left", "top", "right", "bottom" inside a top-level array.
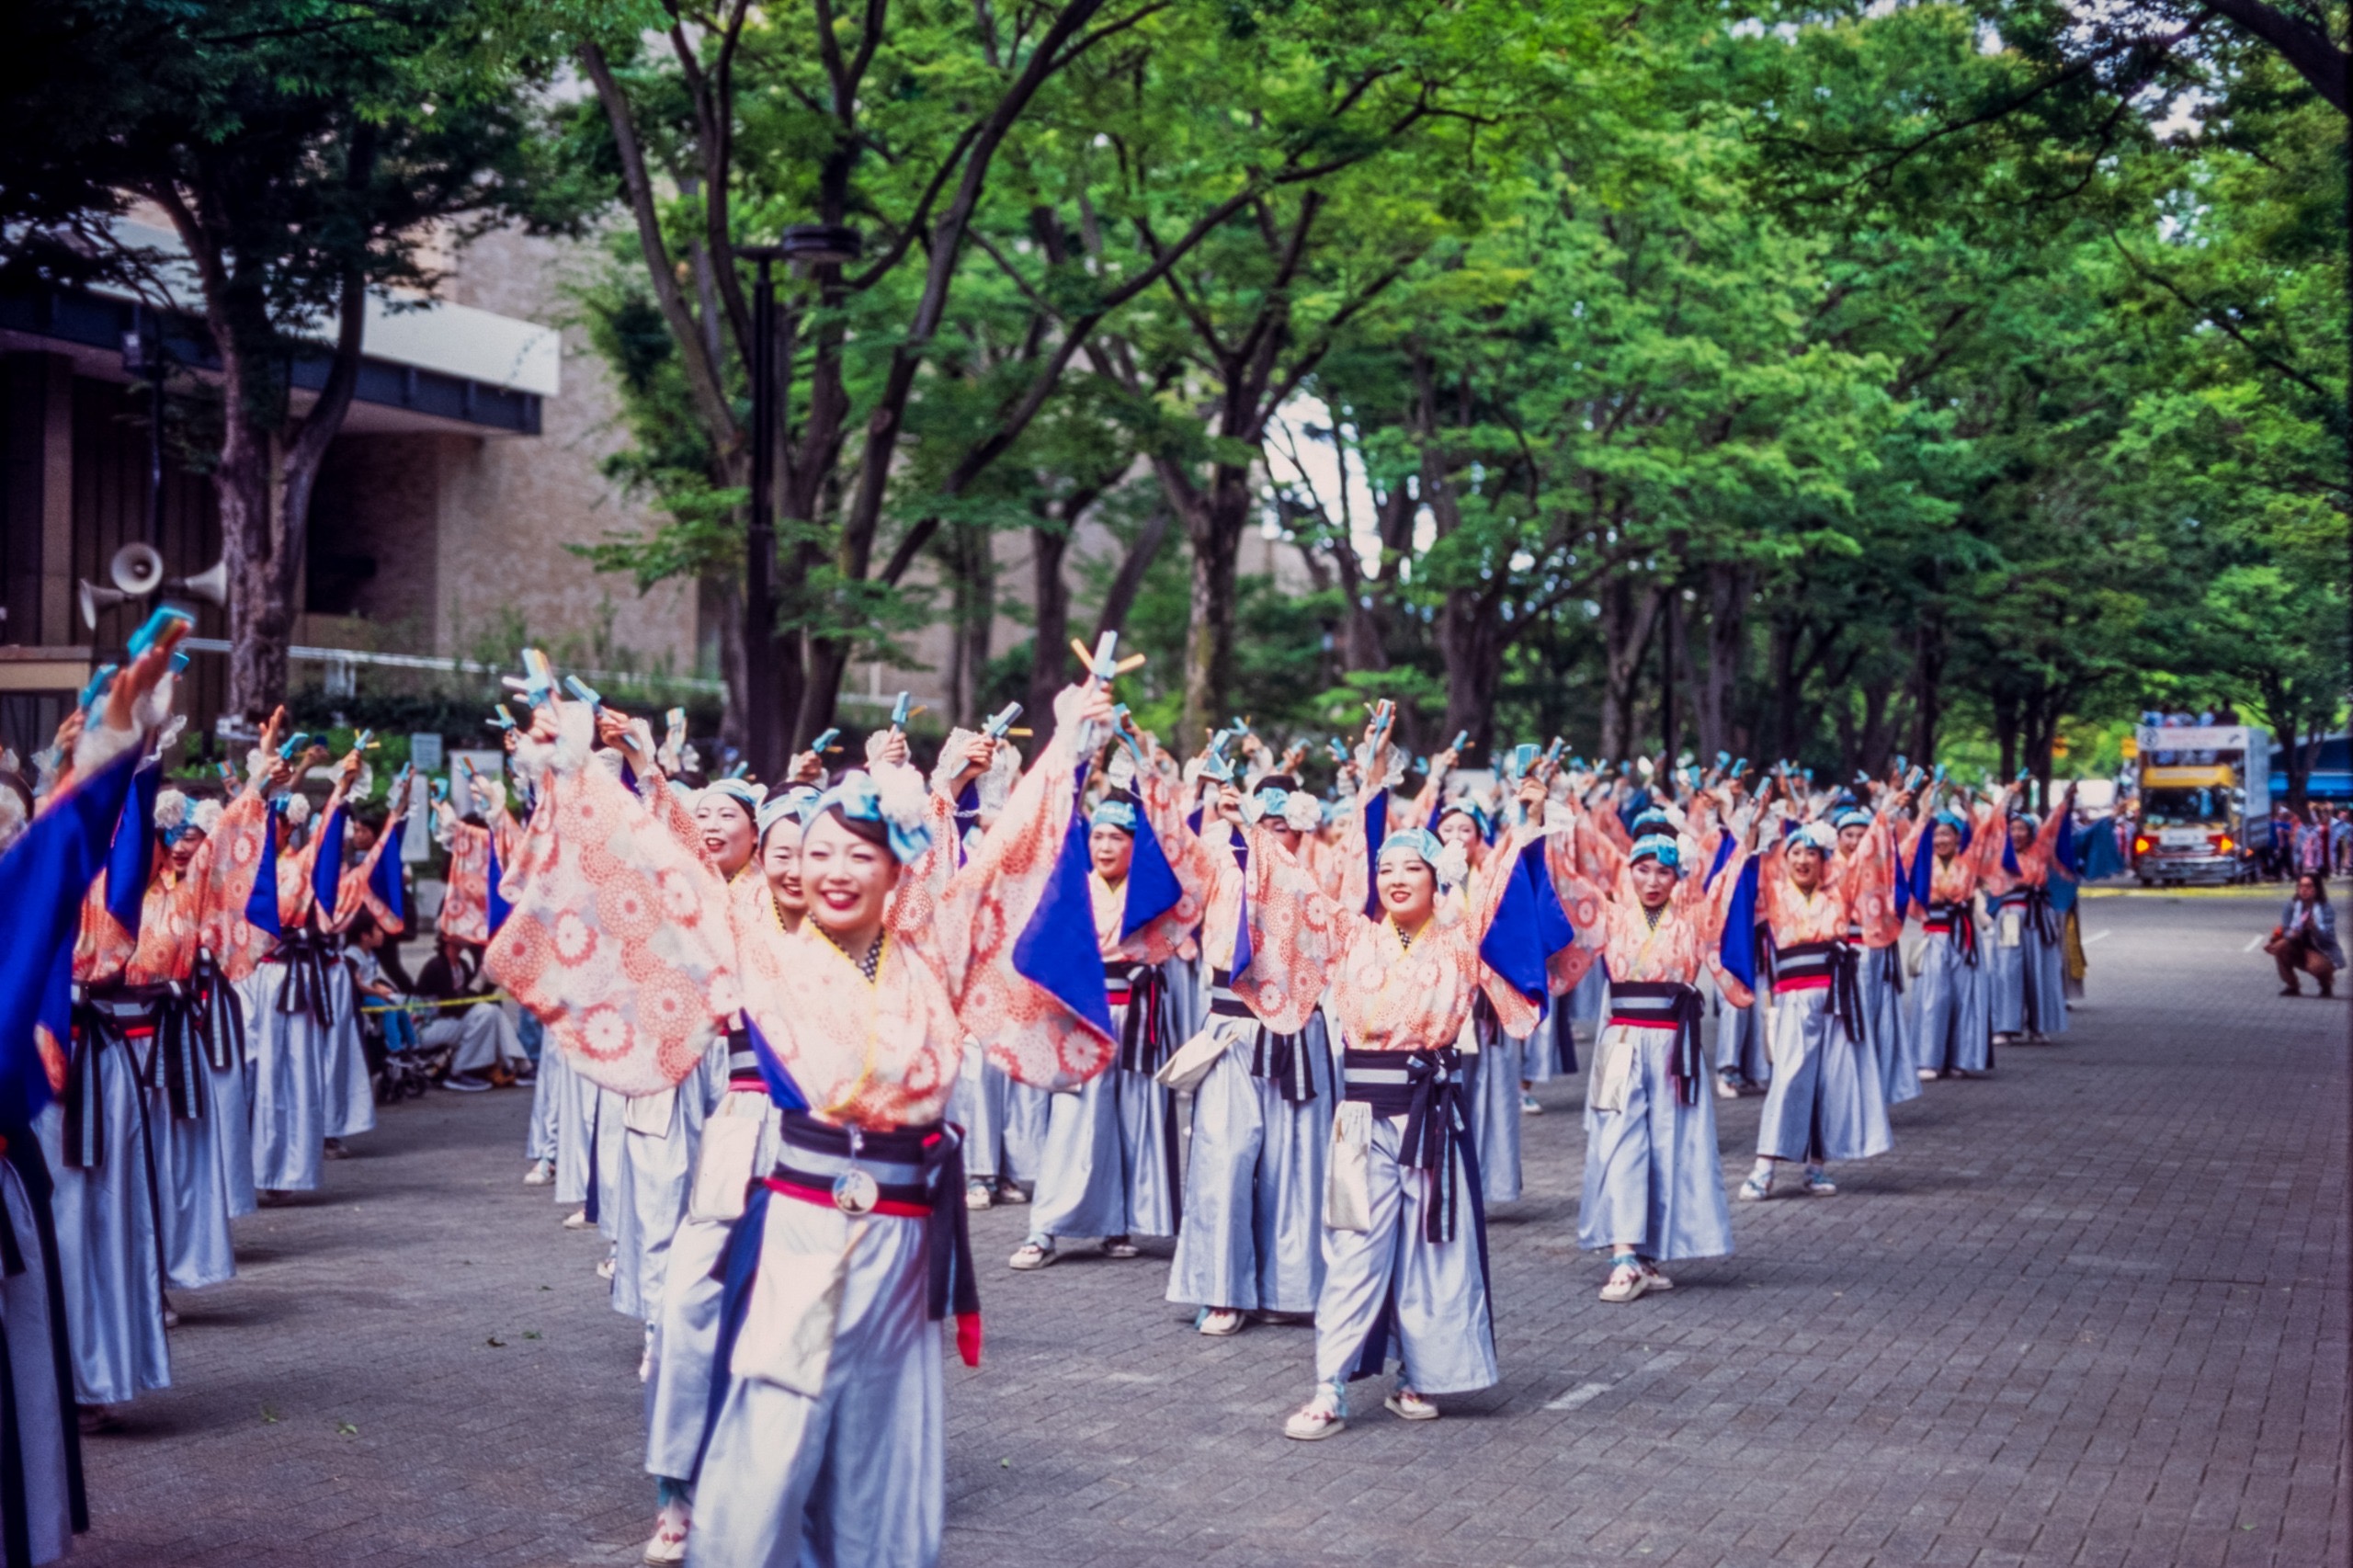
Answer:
[
  {"left": 78, "top": 578, "right": 133, "bottom": 631},
  {"left": 108, "top": 542, "right": 166, "bottom": 597},
  {"left": 168, "top": 558, "right": 230, "bottom": 607}
]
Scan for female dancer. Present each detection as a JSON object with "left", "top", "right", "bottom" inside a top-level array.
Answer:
[
  {"left": 1547, "top": 778, "right": 1757, "bottom": 1300},
  {"left": 491, "top": 676, "right": 1138, "bottom": 1566},
  {"left": 1255, "top": 723, "right": 1550, "bottom": 1439},
  {"left": 1905, "top": 783, "right": 2014, "bottom": 1079}
]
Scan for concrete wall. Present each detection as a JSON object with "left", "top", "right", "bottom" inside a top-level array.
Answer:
[{"left": 313, "top": 224, "right": 699, "bottom": 674}]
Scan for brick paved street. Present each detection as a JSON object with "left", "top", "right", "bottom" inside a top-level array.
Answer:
[{"left": 72, "top": 892, "right": 2347, "bottom": 1567}]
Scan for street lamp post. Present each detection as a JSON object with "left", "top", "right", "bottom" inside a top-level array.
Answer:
[{"left": 737, "top": 224, "right": 859, "bottom": 780}]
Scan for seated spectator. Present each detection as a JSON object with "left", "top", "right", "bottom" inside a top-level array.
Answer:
[{"left": 414, "top": 930, "right": 534, "bottom": 1090}]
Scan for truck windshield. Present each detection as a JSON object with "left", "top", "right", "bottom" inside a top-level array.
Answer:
[{"left": 2143, "top": 787, "right": 2226, "bottom": 824}]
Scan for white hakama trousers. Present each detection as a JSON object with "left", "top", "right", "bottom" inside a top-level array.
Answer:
[
  {"left": 0, "top": 1153, "right": 75, "bottom": 1564},
  {"left": 1907, "top": 925, "right": 1990, "bottom": 1074},
  {"left": 2028, "top": 913, "right": 2071, "bottom": 1037},
  {"left": 1579, "top": 1023, "right": 1733, "bottom": 1260},
  {"left": 1029, "top": 995, "right": 1176, "bottom": 1243},
  {"left": 612, "top": 1047, "right": 722, "bottom": 1323},
  {"left": 690, "top": 1199, "right": 945, "bottom": 1567},
  {"left": 159, "top": 1082, "right": 235, "bottom": 1291},
  {"left": 946, "top": 1043, "right": 1047, "bottom": 1189},
  {"left": 1466, "top": 1016, "right": 1524, "bottom": 1205},
  {"left": 1859, "top": 944, "right": 1918, "bottom": 1106},
  {"left": 244, "top": 959, "right": 332, "bottom": 1193},
  {"left": 1314, "top": 1059, "right": 1496, "bottom": 1398},
  {"left": 321, "top": 961, "right": 374, "bottom": 1142},
  {"left": 39, "top": 1040, "right": 168, "bottom": 1407},
  {"left": 644, "top": 1086, "right": 783, "bottom": 1484},
  {"left": 527, "top": 1040, "right": 571, "bottom": 1165},
  {"left": 1755, "top": 983, "right": 1893, "bottom": 1165},
  {"left": 1165, "top": 1016, "right": 1331, "bottom": 1314},
  {"left": 1714, "top": 987, "right": 1770, "bottom": 1086}
]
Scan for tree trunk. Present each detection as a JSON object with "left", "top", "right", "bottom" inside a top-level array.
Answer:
[
  {"left": 219, "top": 424, "right": 290, "bottom": 721},
  {"left": 945, "top": 521, "right": 995, "bottom": 728},
  {"left": 1027, "top": 520, "right": 1072, "bottom": 744},
  {"left": 1178, "top": 467, "right": 1250, "bottom": 744},
  {"left": 1659, "top": 588, "right": 1680, "bottom": 763},
  {"left": 1091, "top": 501, "right": 1172, "bottom": 647},
  {"left": 1908, "top": 615, "right": 1945, "bottom": 764},
  {"left": 1599, "top": 577, "right": 1664, "bottom": 761},
  {"left": 1699, "top": 564, "right": 1747, "bottom": 763},
  {"left": 1438, "top": 587, "right": 1506, "bottom": 752},
  {"left": 1767, "top": 614, "right": 1800, "bottom": 763},
  {"left": 1992, "top": 687, "right": 2019, "bottom": 781}
]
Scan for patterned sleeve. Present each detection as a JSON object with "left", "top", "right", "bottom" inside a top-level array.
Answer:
[
  {"left": 1113, "top": 748, "right": 1215, "bottom": 964},
  {"left": 438, "top": 818, "right": 492, "bottom": 946},
  {"left": 923, "top": 724, "right": 1120, "bottom": 1094},
  {"left": 1226, "top": 822, "right": 1350, "bottom": 1035},
  {"left": 1842, "top": 813, "right": 1903, "bottom": 947},
  {"left": 483, "top": 703, "right": 741, "bottom": 1096}
]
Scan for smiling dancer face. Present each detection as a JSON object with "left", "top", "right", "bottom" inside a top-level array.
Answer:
[{"left": 695, "top": 793, "right": 756, "bottom": 878}]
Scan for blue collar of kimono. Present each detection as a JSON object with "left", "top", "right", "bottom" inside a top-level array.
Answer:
[
  {"left": 1630, "top": 833, "right": 1680, "bottom": 869},
  {"left": 757, "top": 785, "right": 822, "bottom": 843},
  {"left": 812, "top": 771, "right": 931, "bottom": 863},
  {"left": 1379, "top": 826, "right": 1445, "bottom": 869},
  {"left": 1090, "top": 799, "right": 1138, "bottom": 834}
]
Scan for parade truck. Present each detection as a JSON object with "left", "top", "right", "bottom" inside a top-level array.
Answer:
[{"left": 2129, "top": 722, "right": 2271, "bottom": 885}]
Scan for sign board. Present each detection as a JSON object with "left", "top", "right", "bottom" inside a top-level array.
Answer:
[
  {"left": 401, "top": 773, "right": 432, "bottom": 862},
  {"left": 449, "top": 749, "right": 507, "bottom": 811},
  {"left": 2134, "top": 725, "right": 2255, "bottom": 754},
  {"left": 410, "top": 733, "right": 446, "bottom": 772}
]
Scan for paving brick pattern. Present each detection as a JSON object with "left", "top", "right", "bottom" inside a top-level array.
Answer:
[{"left": 73, "top": 892, "right": 2347, "bottom": 1566}]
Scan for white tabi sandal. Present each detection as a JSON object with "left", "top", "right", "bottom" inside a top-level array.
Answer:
[
  {"left": 1383, "top": 1388, "right": 1440, "bottom": 1422},
  {"left": 1598, "top": 1257, "right": 1650, "bottom": 1303},
  {"left": 1007, "top": 1240, "right": 1057, "bottom": 1271},
  {"left": 1282, "top": 1384, "right": 1347, "bottom": 1440}
]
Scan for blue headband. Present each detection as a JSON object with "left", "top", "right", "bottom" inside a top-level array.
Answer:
[
  {"left": 1933, "top": 810, "right": 1967, "bottom": 832},
  {"left": 1630, "top": 833, "right": 1681, "bottom": 869},
  {"left": 1090, "top": 800, "right": 1138, "bottom": 834},
  {"left": 810, "top": 772, "right": 931, "bottom": 863},
  {"left": 1631, "top": 809, "right": 1674, "bottom": 837},
  {"left": 1833, "top": 808, "right": 1872, "bottom": 830},
  {"left": 757, "top": 785, "right": 822, "bottom": 842},
  {"left": 704, "top": 778, "right": 765, "bottom": 814},
  {"left": 1378, "top": 827, "right": 1445, "bottom": 870}
]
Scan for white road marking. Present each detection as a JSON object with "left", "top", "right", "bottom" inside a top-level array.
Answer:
[
  {"left": 2242, "top": 933, "right": 2266, "bottom": 953},
  {"left": 1545, "top": 1382, "right": 1614, "bottom": 1411},
  {"left": 2086, "top": 929, "right": 2111, "bottom": 945}
]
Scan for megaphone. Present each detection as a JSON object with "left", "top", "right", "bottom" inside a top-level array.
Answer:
[
  {"left": 167, "top": 558, "right": 230, "bottom": 607},
  {"left": 77, "top": 578, "right": 133, "bottom": 631},
  {"left": 108, "top": 542, "right": 165, "bottom": 597}
]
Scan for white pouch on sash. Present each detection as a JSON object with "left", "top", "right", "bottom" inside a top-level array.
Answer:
[
  {"left": 1998, "top": 909, "right": 2023, "bottom": 949},
  {"left": 687, "top": 1106, "right": 765, "bottom": 1223},
  {"left": 623, "top": 1086, "right": 678, "bottom": 1138},
  {"left": 1154, "top": 1027, "right": 1234, "bottom": 1094},
  {"left": 1324, "top": 1099, "right": 1374, "bottom": 1233},
  {"left": 1589, "top": 1025, "right": 1636, "bottom": 1114},
  {"left": 731, "top": 1215, "right": 869, "bottom": 1398},
  {"left": 1906, "top": 938, "right": 1928, "bottom": 978}
]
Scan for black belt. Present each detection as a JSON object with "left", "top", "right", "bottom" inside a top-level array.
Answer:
[
  {"left": 1605, "top": 980, "right": 1706, "bottom": 1106},
  {"left": 724, "top": 1026, "right": 762, "bottom": 1088},
  {"left": 772, "top": 1115, "right": 976, "bottom": 1330},
  {"left": 1342, "top": 1047, "right": 1471, "bottom": 1244},
  {"left": 1111, "top": 963, "right": 1171, "bottom": 1074},
  {"left": 699, "top": 1114, "right": 980, "bottom": 1480},
  {"left": 1924, "top": 902, "right": 1979, "bottom": 967},
  {"left": 1206, "top": 965, "right": 1253, "bottom": 1020},
  {"left": 65, "top": 983, "right": 210, "bottom": 1166},
  {"left": 192, "top": 953, "right": 244, "bottom": 1073},
  {"left": 265, "top": 929, "right": 341, "bottom": 1027},
  {"left": 1775, "top": 939, "right": 1865, "bottom": 1044}
]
